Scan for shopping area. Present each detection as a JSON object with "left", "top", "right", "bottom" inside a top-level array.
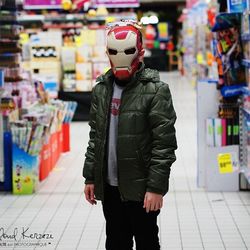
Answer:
[{"left": 0, "top": 0, "right": 250, "bottom": 249}]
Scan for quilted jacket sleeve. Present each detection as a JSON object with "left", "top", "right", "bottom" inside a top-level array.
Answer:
[
  {"left": 83, "top": 86, "right": 98, "bottom": 184},
  {"left": 147, "top": 83, "right": 177, "bottom": 195}
]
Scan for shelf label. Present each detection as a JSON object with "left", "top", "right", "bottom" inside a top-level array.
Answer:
[
  {"left": 218, "top": 153, "right": 233, "bottom": 174},
  {"left": 218, "top": 152, "right": 239, "bottom": 174}
]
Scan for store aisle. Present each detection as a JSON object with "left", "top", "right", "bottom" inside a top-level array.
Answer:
[{"left": 0, "top": 72, "right": 250, "bottom": 250}]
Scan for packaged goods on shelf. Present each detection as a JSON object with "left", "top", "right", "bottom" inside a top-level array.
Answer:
[
  {"left": 243, "top": 41, "right": 250, "bottom": 60},
  {"left": 92, "top": 45, "right": 107, "bottom": 60},
  {"left": 76, "top": 45, "right": 92, "bottom": 63},
  {"left": 206, "top": 117, "right": 239, "bottom": 147},
  {"left": 245, "top": 68, "right": 250, "bottom": 87},
  {"left": 0, "top": 25, "right": 22, "bottom": 39},
  {"left": 0, "top": 10, "right": 18, "bottom": 23},
  {"left": 81, "top": 29, "right": 97, "bottom": 45},
  {"left": 0, "top": 40, "right": 22, "bottom": 53},
  {"left": 62, "top": 47, "right": 76, "bottom": 71},
  {"left": 212, "top": 13, "right": 246, "bottom": 87},
  {"left": 241, "top": 11, "right": 250, "bottom": 34},
  {"left": 92, "top": 62, "right": 110, "bottom": 80},
  {"left": 0, "top": 0, "right": 19, "bottom": 10},
  {"left": 31, "top": 46, "right": 59, "bottom": 60},
  {"left": 96, "top": 29, "right": 107, "bottom": 45},
  {"left": 63, "top": 101, "right": 77, "bottom": 123},
  {"left": 76, "top": 80, "right": 92, "bottom": 92},
  {"left": 63, "top": 73, "right": 76, "bottom": 91},
  {"left": 76, "top": 63, "right": 92, "bottom": 80},
  {"left": 0, "top": 53, "right": 21, "bottom": 67},
  {"left": 10, "top": 121, "right": 45, "bottom": 156}
]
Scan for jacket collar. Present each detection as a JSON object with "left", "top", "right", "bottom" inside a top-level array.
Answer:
[
  {"left": 95, "top": 62, "right": 160, "bottom": 89},
  {"left": 96, "top": 63, "right": 144, "bottom": 89}
]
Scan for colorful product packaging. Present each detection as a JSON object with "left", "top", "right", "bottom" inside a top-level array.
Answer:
[{"left": 12, "top": 144, "right": 39, "bottom": 194}]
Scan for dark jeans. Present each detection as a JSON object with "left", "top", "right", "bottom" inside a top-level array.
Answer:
[{"left": 102, "top": 184, "right": 160, "bottom": 250}]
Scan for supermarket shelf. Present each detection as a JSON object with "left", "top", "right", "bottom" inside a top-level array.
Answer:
[
  {"left": 241, "top": 33, "right": 250, "bottom": 41},
  {"left": 23, "top": 5, "right": 62, "bottom": 10},
  {"left": 18, "top": 14, "right": 137, "bottom": 24},
  {"left": 18, "top": 14, "right": 84, "bottom": 23},
  {"left": 240, "top": 167, "right": 250, "bottom": 184},
  {"left": 18, "top": 14, "right": 45, "bottom": 22},
  {"left": 43, "top": 24, "right": 83, "bottom": 29}
]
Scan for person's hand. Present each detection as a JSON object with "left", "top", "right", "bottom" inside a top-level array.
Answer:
[
  {"left": 84, "top": 184, "right": 97, "bottom": 205},
  {"left": 143, "top": 192, "right": 163, "bottom": 213}
]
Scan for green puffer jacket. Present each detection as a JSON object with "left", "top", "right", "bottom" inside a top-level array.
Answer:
[{"left": 83, "top": 65, "right": 177, "bottom": 202}]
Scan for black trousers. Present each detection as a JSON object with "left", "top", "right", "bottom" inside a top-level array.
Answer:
[{"left": 102, "top": 184, "right": 160, "bottom": 250}]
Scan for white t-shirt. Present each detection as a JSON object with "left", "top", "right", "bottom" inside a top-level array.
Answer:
[{"left": 106, "top": 83, "right": 124, "bottom": 186}]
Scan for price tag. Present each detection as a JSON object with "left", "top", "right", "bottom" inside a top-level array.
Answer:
[
  {"left": 218, "top": 153, "right": 233, "bottom": 174},
  {"left": 19, "top": 33, "right": 29, "bottom": 45}
]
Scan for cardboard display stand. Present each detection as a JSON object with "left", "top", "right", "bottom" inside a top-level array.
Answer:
[
  {"left": 62, "top": 123, "right": 70, "bottom": 152},
  {"left": 39, "top": 143, "right": 51, "bottom": 181},
  {"left": 13, "top": 123, "right": 70, "bottom": 191},
  {"left": 12, "top": 144, "right": 39, "bottom": 195}
]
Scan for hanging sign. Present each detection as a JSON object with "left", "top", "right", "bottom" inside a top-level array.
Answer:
[{"left": 24, "top": 0, "right": 62, "bottom": 9}]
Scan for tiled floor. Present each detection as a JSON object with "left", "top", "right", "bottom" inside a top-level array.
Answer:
[{"left": 0, "top": 72, "right": 250, "bottom": 250}]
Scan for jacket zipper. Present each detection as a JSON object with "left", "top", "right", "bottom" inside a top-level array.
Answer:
[
  {"left": 101, "top": 85, "right": 113, "bottom": 200},
  {"left": 117, "top": 89, "right": 126, "bottom": 201}
]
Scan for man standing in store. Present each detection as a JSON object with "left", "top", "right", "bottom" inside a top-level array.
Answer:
[{"left": 83, "top": 21, "right": 177, "bottom": 250}]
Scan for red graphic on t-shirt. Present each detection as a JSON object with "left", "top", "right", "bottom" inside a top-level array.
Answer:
[{"left": 111, "top": 98, "right": 121, "bottom": 116}]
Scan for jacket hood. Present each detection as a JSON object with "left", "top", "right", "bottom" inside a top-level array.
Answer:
[{"left": 96, "top": 64, "right": 160, "bottom": 86}]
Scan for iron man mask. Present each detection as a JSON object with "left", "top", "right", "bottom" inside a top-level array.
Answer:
[{"left": 107, "top": 24, "right": 144, "bottom": 81}]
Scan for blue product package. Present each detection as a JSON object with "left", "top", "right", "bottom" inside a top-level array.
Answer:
[
  {"left": 4, "top": 132, "right": 12, "bottom": 191},
  {"left": 0, "top": 69, "right": 4, "bottom": 87}
]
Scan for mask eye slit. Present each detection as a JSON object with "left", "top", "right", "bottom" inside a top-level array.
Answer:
[
  {"left": 124, "top": 47, "right": 136, "bottom": 55},
  {"left": 108, "top": 49, "right": 118, "bottom": 55}
]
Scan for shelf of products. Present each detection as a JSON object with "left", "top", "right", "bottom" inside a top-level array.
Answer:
[
  {"left": 240, "top": 9, "right": 250, "bottom": 188},
  {"left": 183, "top": 0, "right": 250, "bottom": 190},
  {"left": 0, "top": 0, "right": 77, "bottom": 194}
]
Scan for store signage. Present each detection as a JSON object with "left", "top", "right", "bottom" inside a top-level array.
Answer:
[
  {"left": 217, "top": 152, "right": 239, "bottom": 174},
  {"left": 220, "top": 84, "right": 246, "bottom": 97},
  {"left": 218, "top": 153, "right": 233, "bottom": 174},
  {"left": 94, "top": 0, "right": 139, "bottom": 8},
  {"left": 227, "top": 0, "right": 247, "bottom": 13},
  {"left": 24, "top": 0, "right": 62, "bottom": 9}
]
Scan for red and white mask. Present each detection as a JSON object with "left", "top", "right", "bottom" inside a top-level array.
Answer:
[{"left": 106, "top": 24, "right": 144, "bottom": 81}]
